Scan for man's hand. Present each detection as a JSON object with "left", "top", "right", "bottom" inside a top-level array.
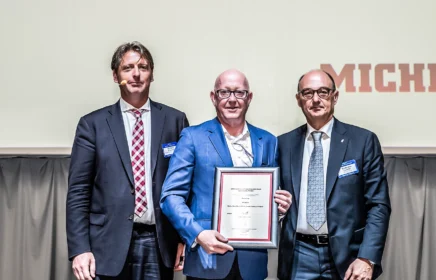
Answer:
[
  {"left": 196, "top": 230, "right": 234, "bottom": 254},
  {"left": 174, "top": 243, "right": 185, "bottom": 271},
  {"left": 274, "top": 190, "right": 292, "bottom": 214},
  {"left": 72, "top": 252, "right": 96, "bottom": 280},
  {"left": 344, "top": 258, "right": 374, "bottom": 280}
]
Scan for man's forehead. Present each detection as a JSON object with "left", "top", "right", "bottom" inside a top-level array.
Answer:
[
  {"left": 301, "top": 72, "right": 331, "bottom": 87},
  {"left": 121, "top": 51, "right": 148, "bottom": 65},
  {"left": 217, "top": 75, "right": 248, "bottom": 88}
]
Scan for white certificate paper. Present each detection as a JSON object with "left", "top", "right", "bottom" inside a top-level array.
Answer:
[{"left": 218, "top": 173, "right": 272, "bottom": 240}]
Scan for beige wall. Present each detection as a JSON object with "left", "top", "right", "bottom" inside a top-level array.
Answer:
[{"left": 0, "top": 0, "right": 435, "bottom": 151}]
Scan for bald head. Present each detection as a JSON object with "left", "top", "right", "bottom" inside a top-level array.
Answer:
[
  {"left": 298, "top": 69, "right": 336, "bottom": 92},
  {"left": 295, "top": 69, "right": 339, "bottom": 130},
  {"left": 214, "top": 69, "right": 250, "bottom": 90},
  {"left": 210, "top": 68, "right": 253, "bottom": 135}
]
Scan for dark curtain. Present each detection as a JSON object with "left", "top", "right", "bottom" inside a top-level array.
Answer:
[{"left": 1, "top": 157, "right": 435, "bottom": 279}]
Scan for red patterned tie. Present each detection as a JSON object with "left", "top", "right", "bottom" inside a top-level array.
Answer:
[{"left": 130, "top": 109, "right": 147, "bottom": 217}]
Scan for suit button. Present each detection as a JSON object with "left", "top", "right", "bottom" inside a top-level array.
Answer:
[
  {"left": 131, "top": 189, "right": 135, "bottom": 194},
  {"left": 128, "top": 214, "right": 134, "bottom": 220}
]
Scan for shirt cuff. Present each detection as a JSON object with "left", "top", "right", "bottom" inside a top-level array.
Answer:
[
  {"left": 359, "top": 257, "right": 375, "bottom": 266},
  {"left": 191, "top": 238, "right": 198, "bottom": 249}
]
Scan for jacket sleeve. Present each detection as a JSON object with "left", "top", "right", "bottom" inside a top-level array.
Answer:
[
  {"left": 160, "top": 128, "right": 204, "bottom": 249},
  {"left": 357, "top": 132, "right": 392, "bottom": 265},
  {"left": 66, "top": 117, "right": 95, "bottom": 260}
]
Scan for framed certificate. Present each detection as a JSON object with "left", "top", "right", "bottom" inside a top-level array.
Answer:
[{"left": 211, "top": 167, "right": 279, "bottom": 249}]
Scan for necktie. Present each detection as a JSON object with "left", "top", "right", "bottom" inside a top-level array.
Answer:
[
  {"left": 130, "top": 109, "right": 147, "bottom": 217},
  {"left": 307, "top": 131, "right": 325, "bottom": 231}
]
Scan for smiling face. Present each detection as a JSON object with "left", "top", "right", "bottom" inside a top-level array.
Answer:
[
  {"left": 210, "top": 70, "right": 253, "bottom": 128},
  {"left": 296, "top": 70, "right": 339, "bottom": 129},
  {"left": 112, "top": 50, "right": 153, "bottom": 102}
]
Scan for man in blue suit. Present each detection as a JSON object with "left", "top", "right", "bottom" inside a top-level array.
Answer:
[
  {"left": 66, "top": 42, "right": 188, "bottom": 280},
  {"left": 277, "top": 69, "right": 391, "bottom": 280},
  {"left": 160, "top": 69, "right": 292, "bottom": 280}
]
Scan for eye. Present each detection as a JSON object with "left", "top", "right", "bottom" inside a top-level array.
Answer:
[
  {"left": 234, "top": 90, "right": 247, "bottom": 98},
  {"left": 319, "top": 88, "right": 330, "bottom": 94},
  {"left": 301, "top": 89, "right": 313, "bottom": 95}
]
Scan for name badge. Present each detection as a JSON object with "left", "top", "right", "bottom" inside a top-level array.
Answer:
[
  {"left": 162, "top": 142, "right": 177, "bottom": 158},
  {"left": 338, "top": 159, "right": 359, "bottom": 178}
]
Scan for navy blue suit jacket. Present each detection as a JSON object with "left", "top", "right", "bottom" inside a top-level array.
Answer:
[
  {"left": 160, "top": 118, "right": 278, "bottom": 280},
  {"left": 66, "top": 100, "right": 188, "bottom": 276},
  {"left": 277, "top": 119, "right": 391, "bottom": 280}
]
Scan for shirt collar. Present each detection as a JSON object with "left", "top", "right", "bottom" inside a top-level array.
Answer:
[
  {"left": 222, "top": 122, "right": 250, "bottom": 143},
  {"left": 119, "top": 97, "right": 150, "bottom": 112},
  {"left": 306, "top": 117, "right": 334, "bottom": 140}
]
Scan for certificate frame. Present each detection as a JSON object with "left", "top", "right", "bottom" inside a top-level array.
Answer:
[{"left": 211, "top": 167, "right": 279, "bottom": 249}]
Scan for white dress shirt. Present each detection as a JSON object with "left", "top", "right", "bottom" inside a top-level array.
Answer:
[
  {"left": 119, "top": 98, "right": 155, "bottom": 224},
  {"left": 222, "top": 123, "right": 253, "bottom": 168},
  {"left": 296, "top": 118, "right": 334, "bottom": 234}
]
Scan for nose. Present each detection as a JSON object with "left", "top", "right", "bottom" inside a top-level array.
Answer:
[
  {"left": 132, "top": 66, "right": 140, "bottom": 77},
  {"left": 227, "top": 92, "right": 238, "bottom": 102},
  {"left": 312, "top": 92, "right": 321, "bottom": 102}
]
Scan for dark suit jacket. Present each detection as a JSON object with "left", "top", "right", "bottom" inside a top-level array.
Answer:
[
  {"left": 160, "top": 118, "right": 278, "bottom": 280},
  {"left": 277, "top": 118, "right": 391, "bottom": 280},
  {"left": 66, "top": 99, "right": 189, "bottom": 276}
]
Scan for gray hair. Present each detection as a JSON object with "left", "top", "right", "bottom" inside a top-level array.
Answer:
[{"left": 111, "top": 41, "right": 154, "bottom": 71}]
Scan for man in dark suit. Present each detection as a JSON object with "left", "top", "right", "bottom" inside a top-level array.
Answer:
[
  {"left": 160, "top": 69, "right": 292, "bottom": 280},
  {"left": 277, "top": 69, "right": 391, "bottom": 280},
  {"left": 66, "top": 41, "right": 188, "bottom": 280}
]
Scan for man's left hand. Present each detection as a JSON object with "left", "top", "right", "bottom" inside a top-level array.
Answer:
[
  {"left": 174, "top": 243, "right": 185, "bottom": 271},
  {"left": 274, "top": 190, "right": 292, "bottom": 214},
  {"left": 344, "top": 258, "right": 374, "bottom": 280}
]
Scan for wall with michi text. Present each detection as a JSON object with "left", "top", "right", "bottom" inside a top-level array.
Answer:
[{"left": 0, "top": 0, "right": 434, "bottom": 154}]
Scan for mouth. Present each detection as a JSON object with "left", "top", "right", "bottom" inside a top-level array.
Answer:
[
  {"left": 310, "top": 106, "right": 324, "bottom": 111},
  {"left": 129, "top": 82, "right": 143, "bottom": 86}
]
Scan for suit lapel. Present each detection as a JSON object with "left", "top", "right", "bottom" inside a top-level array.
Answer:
[
  {"left": 150, "top": 100, "right": 165, "bottom": 177},
  {"left": 326, "top": 119, "right": 348, "bottom": 201},
  {"left": 106, "top": 101, "right": 134, "bottom": 187},
  {"left": 248, "top": 123, "right": 263, "bottom": 167},
  {"left": 291, "top": 125, "right": 306, "bottom": 209},
  {"left": 207, "top": 118, "right": 233, "bottom": 167}
]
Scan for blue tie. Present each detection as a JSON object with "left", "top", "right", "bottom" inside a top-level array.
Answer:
[{"left": 307, "top": 131, "right": 326, "bottom": 231}]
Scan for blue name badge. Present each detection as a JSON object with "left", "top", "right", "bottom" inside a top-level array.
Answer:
[
  {"left": 338, "top": 159, "right": 359, "bottom": 178},
  {"left": 162, "top": 142, "right": 177, "bottom": 158}
]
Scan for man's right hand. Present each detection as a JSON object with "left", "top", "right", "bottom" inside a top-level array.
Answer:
[
  {"left": 72, "top": 252, "right": 96, "bottom": 280},
  {"left": 196, "top": 230, "right": 234, "bottom": 254}
]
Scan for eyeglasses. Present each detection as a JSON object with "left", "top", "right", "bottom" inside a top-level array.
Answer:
[
  {"left": 215, "top": 89, "right": 249, "bottom": 99},
  {"left": 298, "top": 87, "right": 333, "bottom": 100}
]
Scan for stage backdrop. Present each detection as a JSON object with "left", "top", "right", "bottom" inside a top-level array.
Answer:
[{"left": 0, "top": 0, "right": 434, "bottom": 151}]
